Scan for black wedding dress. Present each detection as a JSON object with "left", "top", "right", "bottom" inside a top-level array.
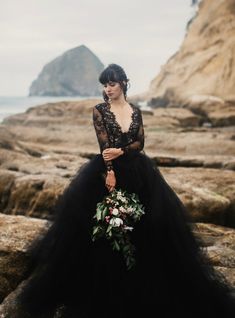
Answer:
[{"left": 17, "top": 102, "right": 235, "bottom": 317}]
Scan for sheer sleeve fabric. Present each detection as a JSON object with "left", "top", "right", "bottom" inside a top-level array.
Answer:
[
  {"left": 121, "top": 108, "right": 145, "bottom": 154},
  {"left": 93, "top": 106, "right": 113, "bottom": 171}
]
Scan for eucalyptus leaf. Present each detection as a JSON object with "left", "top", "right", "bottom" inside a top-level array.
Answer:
[
  {"left": 93, "top": 227, "right": 99, "bottom": 235},
  {"left": 106, "top": 224, "right": 112, "bottom": 233},
  {"left": 114, "top": 240, "right": 120, "bottom": 251},
  {"left": 101, "top": 207, "right": 108, "bottom": 220},
  {"left": 96, "top": 208, "right": 102, "bottom": 221}
]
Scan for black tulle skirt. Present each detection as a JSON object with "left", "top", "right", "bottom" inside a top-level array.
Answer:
[{"left": 17, "top": 152, "right": 235, "bottom": 317}]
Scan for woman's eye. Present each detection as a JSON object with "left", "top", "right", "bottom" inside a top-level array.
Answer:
[{"left": 103, "top": 82, "right": 116, "bottom": 88}]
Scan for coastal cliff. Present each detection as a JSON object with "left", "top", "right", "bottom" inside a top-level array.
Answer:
[{"left": 147, "top": 0, "right": 235, "bottom": 112}]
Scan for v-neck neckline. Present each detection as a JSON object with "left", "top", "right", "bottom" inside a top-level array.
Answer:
[{"left": 106, "top": 102, "right": 135, "bottom": 134}]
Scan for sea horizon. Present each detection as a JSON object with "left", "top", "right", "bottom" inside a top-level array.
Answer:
[
  {"left": 0, "top": 95, "right": 149, "bottom": 124},
  {"left": 0, "top": 95, "right": 101, "bottom": 123}
]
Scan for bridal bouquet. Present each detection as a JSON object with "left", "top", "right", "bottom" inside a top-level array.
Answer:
[{"left": 92, "top": 189, "right": 145, "bottom": 270}]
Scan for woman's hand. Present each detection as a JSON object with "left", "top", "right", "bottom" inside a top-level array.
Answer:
[
  {"left": 102, "top": 148, "right": 124, "bottom": 161},
  {"left": 105, "top": 170, "right": 116, "bottom": 192}
]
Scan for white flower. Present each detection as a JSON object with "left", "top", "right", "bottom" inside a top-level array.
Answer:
[
  {"left": 112, "top": 208, "right": 119, "bottom": 216},
  {"left": 119, "top": 206, "right": 126, "bottom": 213},
  {"left": 126, "top": 207, "right": 134, "bottom": 214},
  {"left": 117, "top": 191, "right": 126, "bottom": 201},
  {"left": 110, "top": 217, "right": 123, "bottom": 227}
]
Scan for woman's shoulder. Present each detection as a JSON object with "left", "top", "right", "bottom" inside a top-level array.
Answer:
[
  {"left": 93, "top": 102, "right": 107, "bottom": 112},
  {"left": 93, "top": 101, "right": 142, "bottom": 115},
  {"left": 130, "top": 102, "right": 142, "bottom": 115},
  {"left": 130, "top": 102, "right": 139, "bottom": 109}
]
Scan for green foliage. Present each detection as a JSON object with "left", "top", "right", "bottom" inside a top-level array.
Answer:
[{"left": 92, "top": 188, "right": 145, "bottom": 270}]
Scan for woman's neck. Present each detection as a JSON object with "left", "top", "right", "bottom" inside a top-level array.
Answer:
[{"left": 108, "top": 96, "right": 128, "bottom": 108}]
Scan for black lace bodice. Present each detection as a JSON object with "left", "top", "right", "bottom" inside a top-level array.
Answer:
[{"left": 93, "top": 102, "right": 145, "bottom": 171}]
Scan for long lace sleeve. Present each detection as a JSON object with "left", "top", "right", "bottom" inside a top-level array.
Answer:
[
  {"left": 121, "top": 108, "right": 145, "bottom": 154},
  {"left": 93, "top": 106, "right": 114, "bottom": 171}
]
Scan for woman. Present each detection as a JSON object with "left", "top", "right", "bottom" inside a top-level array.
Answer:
[{"left": 16, "top": 64, "right": 235, "bottom": 317}]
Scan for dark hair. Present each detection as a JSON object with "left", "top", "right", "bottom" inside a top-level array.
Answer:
[{"left": 99, "top": 63, "right": 130, "bottom": 102}]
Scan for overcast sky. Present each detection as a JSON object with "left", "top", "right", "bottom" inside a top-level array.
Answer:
[{"left": 0, "top": 0, "right": 195, "bottom": 96}]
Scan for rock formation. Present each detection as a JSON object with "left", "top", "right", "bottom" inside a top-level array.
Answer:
[
  {"left": 147, "top": 0, "right": 235, "bottom": 113},
  {"left": 29, "top": 45, "right": 104, "bottom": 97},
  {"left": 0, "top": 213, "right": 49, "bottom": 302}
]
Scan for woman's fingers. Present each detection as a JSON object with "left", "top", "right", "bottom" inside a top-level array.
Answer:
[
  {"left": 107, "top": 186, "right": 114, "bottom": 192},
  {"left": 103, "top": 153, "right": 118, "bottom": 160},
  {"left": 103, "top": 155, "right": 113, "bottom": 161},
  {"left": 105, "top": 183, "right": 115, "bottom": 192},
  {"left": 102, "top": 148, "right": 120, "bottom": 161},
  {"left": 103, "top": 148, "right": 113, "bottom": 154},
  {"left": 103, "top": 148, "right": 117, "bottom": 156}
]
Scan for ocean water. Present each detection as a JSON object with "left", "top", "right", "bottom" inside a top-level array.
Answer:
[
  {"left": 0, "top": 96, "right": 100, "bottom": 123},
  {"left": 0, "top": 96, "right": 150, "bottom": 124}
]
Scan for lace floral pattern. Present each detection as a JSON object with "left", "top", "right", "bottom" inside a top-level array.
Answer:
[{"left": 93, "top": 102, "right": 145, "bottom": 171}]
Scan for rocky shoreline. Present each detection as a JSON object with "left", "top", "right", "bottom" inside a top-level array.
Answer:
[
  {"left": 0, "top": 92, "right": 234, "bottom": 316},
  {"left": 0, "top": 99, "right": 234, "bottom": 224}
]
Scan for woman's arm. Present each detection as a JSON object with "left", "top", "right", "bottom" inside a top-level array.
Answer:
[{"left": 92, "top": 106, "right": 114, "bottom": 171}]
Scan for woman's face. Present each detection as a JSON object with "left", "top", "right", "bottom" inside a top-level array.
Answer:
[{"left": 103, "top": 81, "right": 123, "bottom": 100}]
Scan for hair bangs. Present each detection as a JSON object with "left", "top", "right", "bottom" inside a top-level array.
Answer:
[{"left": 99, "top": 68, "right": 119, "bottom": 85}]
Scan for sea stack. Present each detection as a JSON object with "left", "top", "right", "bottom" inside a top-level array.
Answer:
[{"left": 29, "top": 45, "right": 104, "bottom": 97}]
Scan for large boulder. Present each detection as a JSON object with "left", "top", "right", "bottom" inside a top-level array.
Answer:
[
  {"left": 160, "top": 167, "right": 235, "bottom": 227},
  {"left": 0, "top": 213, "right": 49, "bottom": 302}
]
